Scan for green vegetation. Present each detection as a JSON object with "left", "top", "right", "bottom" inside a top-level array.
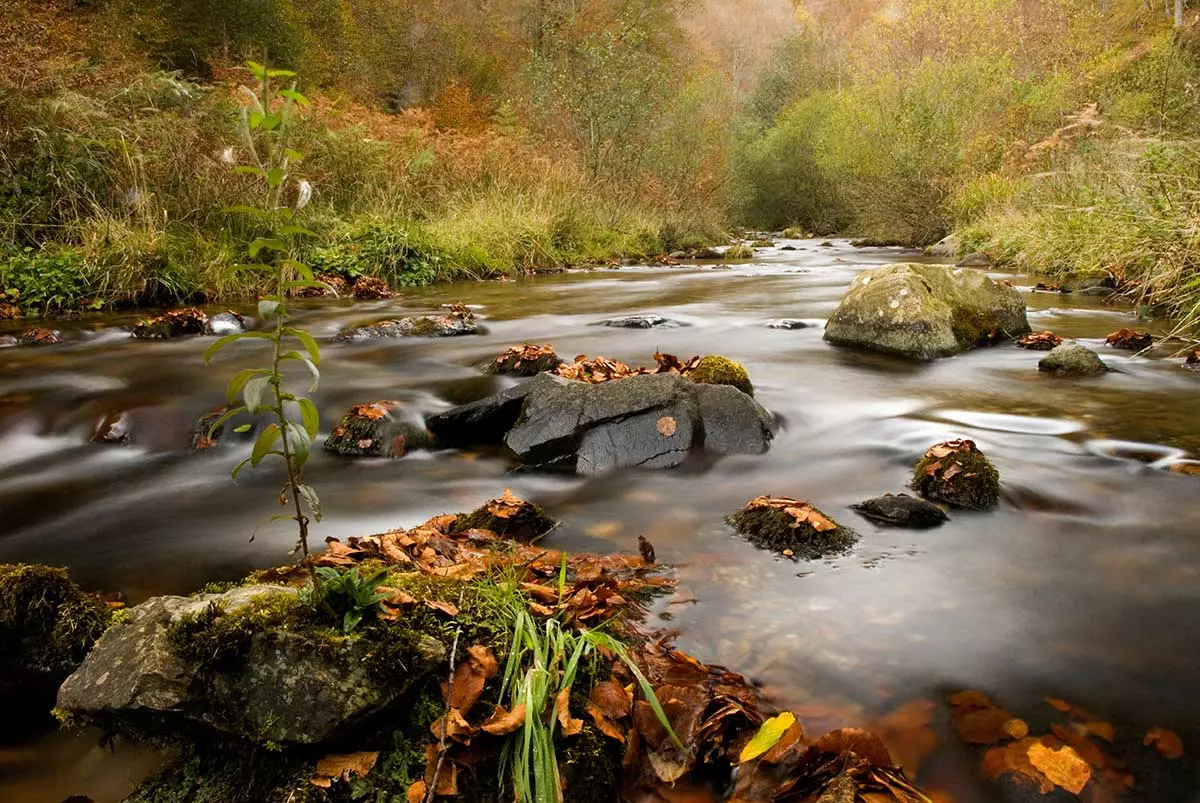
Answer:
[
  {"left": 0, "top": 0, "right": 730, "bottom": 314},
  {"left": 316, "top": 566, "right": 389, "bottom": 633},
  {"left": 0, "top": 563, "right": 111, "bottom": 678},
  {"left": 688, "top": 355, "right": 754, "bottom": 397},
  {"left": 733, "top": 1, "right": 1200, "bottom": 331}
]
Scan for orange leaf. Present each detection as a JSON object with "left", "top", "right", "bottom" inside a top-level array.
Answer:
[
  {"left": 482, "top": 703, "right": 527, "bottom": 735},
  {"left": 1028, "top": 742, "right": 1092, "bottom": 794},
  {"left": 556, "top": 687, "right": 584, "bottom": 736},
  {"left": 1145, "top": 726, "right": 1184, "bottom": 759},
  {"left": 657, "top": 416, "right": 677, "bottom": 437},
  {"left": 311, "top": 751, "right": 379, "bottom": 788}
]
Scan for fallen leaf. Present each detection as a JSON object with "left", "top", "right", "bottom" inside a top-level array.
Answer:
[
  {"left": 657, "top": 416, "right": 678, "bottom": 437},
  {"left": 1145, "top": 726, "right": 1184, "bottom": 759},
  {"left": 482, "top": 703, "right": 527, "bottom": 735},
  {"left": 556, "top": 687, "right": 584, "bottom": 736},
  {"left": 1028, "top": 742, "right": 1092, "bottom": 794},
  {"left": 1003, "top": 719, "right": 1029, "bottom": 740},
  {"left": 311, "top": 751, "right": 379, "bottom": 788},
  {"left": 407, "top": 780, "right": 426, "bottom": 803},
  {"left": 426, "top": 600, "right": 459, "bottom": 616},
  {"left": 739, "top": 711, "right": 798, "bottom": 763},
  {"left": 810, "top": 728, "right": 893, "bottom": 766},
  {"left": 981, "top": 737, "right": 1055, "bottom": 794}
]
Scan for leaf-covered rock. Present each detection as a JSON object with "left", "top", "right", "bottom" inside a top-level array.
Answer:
[
  {"left": 449, "top": 489, "right": 557, "bottom": 542},
  {"left": 1105, "top": 328, "right": 1153, "bottom": 350},
  {"left": 18, "top": 327, "right": 64, "bottom": 345},
  {"left": 911, "top": 440, "right": 1000, "bottom": 510},
  {"left": 132, "top": 308, "right": 208, "bottom": 339},
  {"left": 325, "top": 401, "right": 433, "bottom": 458},
  {"left": 727, "top": 496, "right": 858, "bottom": 559},
  {"left": 486, "top": 343, "right": 563, "bottom": 377},
  {"left": 334, "top": 303, "right": 479, "bottom": 340},
  {"left": 1037, "top": 342, "right": 1108, "bottom": 376},
  {"left": 1016, "top": 330, "right": 1062, "bottom": 350},
  {"left": 824, "top": 263, "right": 1031, "bottom": 360},
  {"left": 351, "top": 276, "right": 393, "bottom": 300}
]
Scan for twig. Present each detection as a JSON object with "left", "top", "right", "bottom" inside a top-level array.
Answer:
[{"left": 424, "top": 591, "right": 465, "bottom": 803}]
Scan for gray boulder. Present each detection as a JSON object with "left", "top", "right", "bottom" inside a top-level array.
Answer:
[
  {"left": 426, "top": 381, "right": 535, "bottom": 447},
  {"left": 57, "top": 584, "right": 444, "bottom": 745},
  {"left": 823, "top": 263, "right": 1031, "bottom": 360},
  {"left": 595, "top": 314, "right": 687, "bottom": 329},
  {"left": 204, "top": 311, "right": 245, "bottom": 336},
  {"left": 1038, "top": 342, "right": 1108, "bottom": 376},
  {"left": 956, "top": 251, "right": 993, "bottom": 268},
  {"left": 926, "top": 234, "right": 960, "bottom": 258},
  {"left": 504, "top": 373, "right": 774, "bottom": 475},
  {"left": 334, "top": 306, "right": 479, "bottom": 341}
]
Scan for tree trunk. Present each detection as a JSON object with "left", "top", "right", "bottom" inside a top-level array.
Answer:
[{"left": 1176, "top": 0, "right": 1184, "bottom": 27}]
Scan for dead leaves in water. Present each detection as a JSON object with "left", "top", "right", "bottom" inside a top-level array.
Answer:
[
  {"left": 1105, "top": 328, "right": 1153, "bottom": 350},
  {"left": 1144, "top": 726, "right": 1184, "bottom": 759},
  {"left": 744, "top": 496, "right": 838, "bottom": 532},
  {"left": 1017, "top": 330, "right": 1063, "bottom": 350},
  {"left": 495, "top": 343, "right": 556, "bottom": 367}
]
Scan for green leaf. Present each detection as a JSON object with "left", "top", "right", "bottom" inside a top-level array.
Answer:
[
  {"left": 203, "top": 331, "right": 272, "bottom": 363},
  {"left": 281, "top": 259, "right": 314, "bottom": 282},
  {"left": 251, "top": 423, "right": 281, "bottom": 466},
  {"left": 285, "top": 421, "right": 311, "bottom": 465},
  {"left": 284, "top": 327, "right": 321, "bottom": 366},
  {"left": 233, "top": 424, "right": 252, "bottom": 433},
  {"left": 279, "top": 89, "right": 310, "bottom": 106},
  {"left": 280, "top": 225, "right": 318, "bottom": 238},
  {"left": 284, "top": 148, "right": 304, "bottom": 162},
  {"left": 246, "top": 60, "right": 267, "bottom": 79},
  {"left": 297, "top": 397, "right": 320, "bottom": 439},
  {"left": 243, "top": 375, "right": 273, "bottom": 413},
  {"left": 266, "top": 167, "right": 286, "bottom": 188},
  {"left": 225, "top": 368, "right": 272, "bottom": 404},
  {"left": 248, "top": 238, "right": 287, "bottom": 258},
  {"left": 281, "top": 351, "right": 320, "bottom": 391},
  {"left": 234, "top": 165, "right": 266, "bottom": 177},
  {"left": 260, "top": 113, "right": 282, "bottom": 132},
  {"left": 739, "top": 712, "right": 797, "bottom": 763},
  {"left": 231, "top": 457, "right": 253, "bottom": 481},
  {"left": 206, "top": 405, "right": 248, "bottom": 438},
  {"left": 267, "top": 68, "right": 298, "bottom": 78},
  {"left": 258, "top": 299, "right": 280, "bottom": 319}
]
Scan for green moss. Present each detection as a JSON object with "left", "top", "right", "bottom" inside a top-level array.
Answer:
[
  {"left": 0, "top": 563, "right": 111, "bottom": 682},
  {"left": 450, "top": 499, "right": 558, "bottom": 543},
  {"left": 912, "top": 442, "right": 1000, "bottom": 510},
  {"left": 727, "top": 507, "right": 857, "bottom": 559},
  {"left": 725, "top": 243, "right": 755, "bottom": 259},
  {"left": 688, "top": 354, "right": 754, "bottom": 397}
]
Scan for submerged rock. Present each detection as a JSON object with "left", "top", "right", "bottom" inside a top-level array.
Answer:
[
  {"left": 823, "top": 263, "right": 1030, "bottom": 360},
  {"left": 596, "top": 314, "right": 686, "bottom": 329},
  {"left": 767, "top": 319, "right": 810, "bottom": 330},
  {"left": 0, "top": 334, "right": 16, "bottom": 348},
  {"left": 1038, "top": 343, "right": 1108, "bottom": 377},
  {"left": 486, "top": 344, "right": 563, "bottom": 377},
  {"left": 325, "top": 401, "right": 433, "bottom": 458},
  {"left": 18, "top": 327, "right": 64, "bottom": 345},
  {"left": 189, "top": 404, "right": 258, "bottom": 450},
  {"left": 1, "top": 563, "right": 111, "bottom": 713},
  {"left": 57, "top": 584, "right": 445, "bottom": 745},
  {"left": 727, "top": 496, "right": 857, "bottom": 559},
  {"left": 505, "top": 372, "right": 774, "bottom": 475},
  {"left": 334, "top": 304, "right": 479, "bottom": 340},
  {"left": 687, "top": 355, "right": 754, "bottom": 397},
  {"left": 956, "top": 252, "right": 993, "bottom": 268},
  {"left": 912, "top": 439, "right": 1000, "bottom": 510},
  {"left": 850, "top": 493, "right": 948, "bottom": 528},
  {"left": 132, "top": 308, "right": 208, "bottom": 339},
  {"left": 204, "top": 311, "right": 245, "bottom": 336}
]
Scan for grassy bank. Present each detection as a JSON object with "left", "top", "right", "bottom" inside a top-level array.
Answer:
[
  {"left": 732, "top": 2, "right": 1200, "bottom": 331},
  {"left": 0, "top": 0, "right": 731, "bottom": 317}
]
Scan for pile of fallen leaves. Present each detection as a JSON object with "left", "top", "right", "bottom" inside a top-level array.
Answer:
[
  {"left": 495, "top": 343, "right": 556, "bottom": 367},
  {"left": 1105, "top": 328, "right": 1153, "bottom": 350},
  {"left": 743, "top": 496, "right": 838, "bottom": 534},
  {"left": 352, "top": 276, "right": 394, "bottom": 300},
  {"left": 18, "top": 327, "right": 64, "bottom": 345},
  {"left": 131, "top": 307, "right": 207, "bottom": 339},
  {"left": 554, "top": 351, "right": 702, "bottom": 384},
  {"left": 1017, "top": 331, "right": 1063, "bottom": 350},
  {"left": 948, "top": 690, "right": 1184, "bottom": 799}
]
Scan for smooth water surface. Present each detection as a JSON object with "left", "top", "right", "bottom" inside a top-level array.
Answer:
[{"left": 2, "top": 240, "right": 1199, "bottom": 801}]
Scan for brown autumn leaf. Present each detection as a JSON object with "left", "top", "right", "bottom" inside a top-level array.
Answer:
[
  {"left": 556, "top": 687, "right": 584, "bottom": 736},
  {"left": 482, "top": 703, "right": 527, "bottom": 735},
  {"left": 588, "top": 700, "right": 628, "bottom": 742},
  {"left": 310, "top": 751, "right": 379, "bottom": 788},
  {"left": 1105, "top": 328, "right": 1153, "bottom": 350},
  {"left": 1017, "top": 330, "right": 1063, "bottom": 350},
  {"left": 487, "top": 488, "right": 525, "bottom": 519},
  {"left": 657, "top": 416, "right": 678, "bottom": 437},
  {"left": 442, "top": 644, "right": 499, "bottom": 714},
  {"left": 810, "top": 728, "right": 894, "bottom": 766},
  {"left": 1144, "top": 726, "right": 1184, "bottom": 759},
  {"left": 1003, "top": 719, "right": 1029, "bottom": 740},
  {"left": 423, "top": 744, "right": 458, "bottom": 796},
  {"left": 1028, "top": 742, "right": 1092, "bottom": 794},
  {"left": 744, "top": 496, "right": 838, "bottom": 532},
  {"left": 591, "top": 680, "right": 634, "bottom": 720},
  {"left": 981, "top": 737, "right": 1056, "bottom": 794},
  {"left": 1049, "top": 723, "right": 1110, "bottom": 770},
  {"left": 425, "top": 600, "right": 459, "bottom": 617},
  {"left": 406, "top": 780, "right": 426, "bottom": 803},
  {"left": 429, "top": 708, "right": 476, "bottom": 743}
]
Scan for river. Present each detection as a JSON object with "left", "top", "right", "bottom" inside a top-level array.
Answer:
[{"left": 2, "top": 239, "right": 1198, "bottom": 801}]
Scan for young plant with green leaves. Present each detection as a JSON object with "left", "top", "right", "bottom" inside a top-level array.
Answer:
[
  {"left": 315, "top": 566, "right": 390, "bottom": 633},
  {"left": 497, "top": 603, "right": 681, "bottom": 803},
  {"left": 203, "top": 62, "right": 327, "bottom": 591}
]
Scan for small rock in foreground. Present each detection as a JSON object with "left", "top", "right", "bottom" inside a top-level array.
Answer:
[
  {"left": 449, "top": 489, "right": 557, "bottom": 542},
  {"left": 1038, "top": 343, "right": 1107, "bottom": 377},
  {"left": 727, "top": 496, "right": 857, "bottom": 559},
  {"left": 90, "top": 412, "right": 133, "bottom": 445},
  {"left": 912, "top": 439, "right": 1000, "bottom": 510},
  {"left": 850, "top": 493, "right": 948, "bottom": 528},
  {"left": 768, "top": 319, "right": 810, "bottom": 330}
]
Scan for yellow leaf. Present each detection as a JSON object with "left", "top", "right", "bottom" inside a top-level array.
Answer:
[
  {"left": 739, "top": 711, "right": 797, "bottom": 763},
  {"left": 1027, "top": 742, "right": 1091, "bottom": 795}
]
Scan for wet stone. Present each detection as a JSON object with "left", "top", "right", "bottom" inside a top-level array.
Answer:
[
  {"left": 727, "top": 496, "right": 858, "bottom": 559},
  {"left": 18, "top": 328, "right": 64, "bottom": 346},
  {"left": 912, "top": 439, "right": 1000, "bottom": 511},
  {"left": 850, "top": 493, "right": 948, "bottom": 528},
  {"left": 334, "top": 304, "right": 479, "bottom": 340},
  {"left": 1038, "top": 343, "right": 1108, "bottom": 377},
  {"left": 204, "top": 311, "right": 245, "bottom": 336},
  {"left": 0, "top": 334, "right": 17, "bottom": 348},
  {"left": 595, "top": 314, "right": 688, "bottom": 329},
  {"left": 132, "top": 308, "right": 208, "bottom": 340},
  {"left": 325, "top": 401, "right": 433, "bottom": 458},
  {"left": 768, "top": 319, "right": 810, "bottom": 330},
  {"left": 90, "top": 412, "right": 133, "bottom": 445}
]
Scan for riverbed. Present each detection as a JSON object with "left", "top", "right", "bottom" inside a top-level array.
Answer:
[{"left": 2, "top": 239, "right": 1198, "bottom": 801}]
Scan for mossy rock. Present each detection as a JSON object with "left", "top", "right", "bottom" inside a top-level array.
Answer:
[
  {"left": 727, "top": 497, "right": 857, "bottom": 559},
  {"left": 132, "top": 308, "right": 208, "bottom": 339},
  {"left": 1037, "top": 343, "right": 1108, "bottom": 377},
  {"left": 486, "top": 344, "right": 563, "bottom": 377},
  {"left": 911, "top": 440, "right": 1000, "bottom": 510},
  {"left": 750, "top": 239, "right": 774, "bottom": 248},
  {"left": 688, "top": 355, "right": 753, "bottom": 397},
  {"left": 450, "top": 490, "right": 557, "bottom": 542},
  {"left": 725, "top": 243, "right": 755, "bottom": 259},
  {"left": 325, "top": 401, "right": 434, "bottom": 458},
  {"left": 781, "top": 227, "right": 805, "bottom": 239},
  {"left": 0, "top": 563, "right": 111, "bottom": 712}
]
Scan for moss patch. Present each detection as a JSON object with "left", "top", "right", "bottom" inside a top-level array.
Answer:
[
  {"left": 688, "top": 354, "right": 754, "bottom": 397},
  {"left": 727, "top": 500, "right": 857, "bottom": 559},
  {"left": 450, "top": 493, "right": 557, "bottom": 543},
  {"left": 912, "top": 439, "right": 1000, "bottom": 510}
]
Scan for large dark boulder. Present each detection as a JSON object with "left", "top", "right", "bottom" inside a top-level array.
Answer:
[
  {"left": 503, "top": 372, "right": 774, "bottom": 475},
  {"left": 425, "top": 381, "right": 535, "bottom": 447},
  {"left": 57, "top": 584, "right": 444, "bottom": 745},
  {"left": 824, "top": 263, "right": 1030, "bottom": 360}
]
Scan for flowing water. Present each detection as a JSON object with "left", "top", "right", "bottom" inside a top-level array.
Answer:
[{"left": 2, "top": 240, "right": 1199, "bottom": 801}]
